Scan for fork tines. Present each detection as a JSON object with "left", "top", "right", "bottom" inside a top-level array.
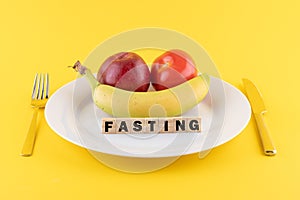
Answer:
[{"left": 32, "top": 73, "right": 49, "bottom": 100}]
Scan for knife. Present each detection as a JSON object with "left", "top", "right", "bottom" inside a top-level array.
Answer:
[{"left": 242, "top": 79, "right": 277, "bottom": 156}]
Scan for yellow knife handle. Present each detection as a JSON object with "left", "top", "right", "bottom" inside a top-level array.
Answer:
[{"left": 254, "top": 113, "right": 277, "bottom": 156}]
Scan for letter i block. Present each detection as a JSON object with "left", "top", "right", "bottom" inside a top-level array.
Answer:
[
  {"left": 145, "top": 118, "right": 159, "bottom": 133},
  {"left": 131, "top": 118, "right": 146, "bottom": 134},
  {"left": 159, "top": 118, "right": 174, "bottom": 133},
  {"left": 102, "top": 118, "right": 116, "bottom": 134}
]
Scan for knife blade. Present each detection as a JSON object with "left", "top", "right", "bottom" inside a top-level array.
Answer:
[{"left": 242, "top": 78, "right": 277, "bottom": 156}]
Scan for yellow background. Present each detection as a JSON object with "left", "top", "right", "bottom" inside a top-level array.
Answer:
[{"left": 0, "top": 0, "right": 299, "bottom": 199}]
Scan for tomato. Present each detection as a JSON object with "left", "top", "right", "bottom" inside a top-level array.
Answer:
[{"left": 150, "top": 49, "right": 198, "bottom": 91}]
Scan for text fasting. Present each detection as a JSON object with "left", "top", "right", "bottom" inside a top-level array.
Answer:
[{"left": 101, "top": 117, "right": 201, "bottom": 134}]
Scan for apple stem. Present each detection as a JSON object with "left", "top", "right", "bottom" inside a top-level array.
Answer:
[{"left": 71, "top": 60, "right": 99, "bottom": 91}]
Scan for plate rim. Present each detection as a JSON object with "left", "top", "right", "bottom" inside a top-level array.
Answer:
[{"left": 45, "top": 76, "right": 251, "bottom": 158}]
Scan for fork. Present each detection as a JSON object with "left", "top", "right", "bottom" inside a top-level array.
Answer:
[{"left": 21, "top": 73, "right": 49, "bottom": 156}]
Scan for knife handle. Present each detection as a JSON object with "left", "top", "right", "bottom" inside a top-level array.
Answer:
[{"left": 254, "top": 113, "right": 277, "bottom": 156}]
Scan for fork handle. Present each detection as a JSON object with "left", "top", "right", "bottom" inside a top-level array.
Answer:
[{"left": 21, "top": 107, "right": 39, "bottom": 156}]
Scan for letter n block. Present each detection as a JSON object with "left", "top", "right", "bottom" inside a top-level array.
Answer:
[{"left": 173, "top": 117, "right": 187, "bottom": 133}]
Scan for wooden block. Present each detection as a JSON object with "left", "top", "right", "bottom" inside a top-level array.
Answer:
[
  {"left": 131, "top": 118, "right": 146, "bottom": 134},
  {"left": 115, "top": 118, "right": 131, "bottom": 134},
  {"left": 173, "top": 117, "right": 187, "bottom": 133},
  {"left": 101, "top": 118, "right": 116, "bottom": 134},
  {"left": 187, "top": 117, "right": 201, "bottom": 132},
  {"left": 145, "top": 118, "right": 159, "bottom": 133},
  {"left": 158, "top": 118, "right": 174, "bottom": 133},
  {"left": 101, "top": 117, "right": 202, "bottom": 134}
]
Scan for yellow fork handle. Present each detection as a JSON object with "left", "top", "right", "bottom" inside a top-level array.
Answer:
[{"left": 21, "top": 107, "right": 39, "bottom": 156}]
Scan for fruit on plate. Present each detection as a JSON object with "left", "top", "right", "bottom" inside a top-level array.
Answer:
[
  {"left": 72, "top": 61, "right": 210, "bottom": 117},
  {"left": 151, "top": 49, "right": 198, "bottom": 91},
  {"left": 97, "top": 52, "right": 150, "bottom": 92}
]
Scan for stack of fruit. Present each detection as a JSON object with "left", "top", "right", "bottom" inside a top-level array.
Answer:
[{"left": 72, "top": 50, "right": 210, "bottom": 117}]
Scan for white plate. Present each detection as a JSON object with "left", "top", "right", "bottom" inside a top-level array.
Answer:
[{"left": 45, "top": 76, "right": 251, "bottom": 158}]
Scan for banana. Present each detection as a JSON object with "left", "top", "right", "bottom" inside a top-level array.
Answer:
[{"left": 72, "top": 61, "right": 210, "bottom": 117}]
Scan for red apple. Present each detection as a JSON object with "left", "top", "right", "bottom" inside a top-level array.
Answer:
[
  {"left": 150, "top": 49, "right": 198, "bottom": 91},
  {"left": 97, "top": 52, "right": 150, "bottom": 92}
]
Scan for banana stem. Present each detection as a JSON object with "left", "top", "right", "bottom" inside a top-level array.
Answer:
[
  {"left": 71, "top": 61, "right": 99, "bottom": 91},
  {"left": 197, "top": 73, "right": 210, "bottom": 87}
]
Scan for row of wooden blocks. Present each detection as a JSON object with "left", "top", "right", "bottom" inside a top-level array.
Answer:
[{"left": 101, "top": 117, "right": 201, "bottom": 134}]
